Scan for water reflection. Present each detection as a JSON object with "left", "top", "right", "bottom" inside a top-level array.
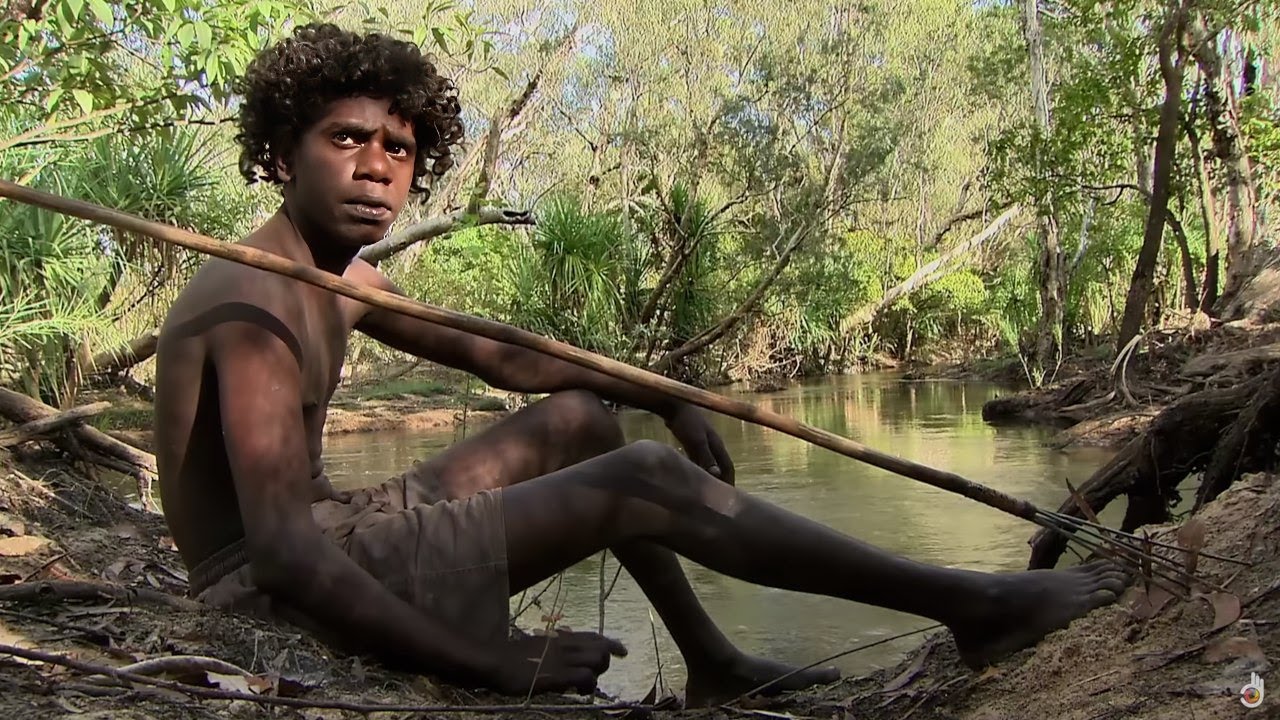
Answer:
[{"left": 323, "top": 373, "right": 1116, "bottom": 699}]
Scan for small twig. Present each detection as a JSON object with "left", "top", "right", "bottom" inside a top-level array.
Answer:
[
  {"left": 21, "top": 552, "right": 69, "bottom": 582},
  {"left": 113, "top": 655, "right": 253, "bottom": 679},
  {"left": 0, "top": 642, "right": 651, "bottom": 714},
  {"left": 725, "top": 624, "right": 944, "bottom": 707},
  {"left": 0, "top": 607, "right": 118, "bottom": 641}
]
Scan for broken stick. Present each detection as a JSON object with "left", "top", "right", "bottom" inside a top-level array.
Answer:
[{"left": 0, "top": 401, "right": 111, "bottom": 448}]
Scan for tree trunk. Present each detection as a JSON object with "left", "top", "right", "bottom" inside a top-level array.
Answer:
[
  {"left": 1022, "top": 0, "right": 1065, "bottom": 384},
  {"left": 1189, "top": 15, "right": 1261, "bottom": 314},
  {"left": 1117, "top": 7, "right": 1185, "bottom": 350},
  {"left": 1188, "top": 112, "right": 1222, "bottom": 312},
  {"left": 845, "top": 207, "right": 1019, "bottom": 329},
  {"left": 650, "top": 221, "right": 812, "bottom": 373}
]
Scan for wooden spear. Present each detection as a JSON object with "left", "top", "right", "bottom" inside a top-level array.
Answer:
[{"left": 0, "top": 178, "right": 1038, "bottom": 520}]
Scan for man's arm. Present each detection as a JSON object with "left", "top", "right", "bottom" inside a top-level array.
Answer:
[
  {"left": 210, "top": 317, "right": 501, "bottom": 686},
  {"left": 352, "top": 263, "right": 679, "bottom": 416}
]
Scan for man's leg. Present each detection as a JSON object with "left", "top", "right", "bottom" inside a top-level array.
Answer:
[
  {"left": 399, "top": 391, "right": 835, "bottom": 703},
  {"left": 496, "top": 438, "right": 1127, "bottom": 683}
]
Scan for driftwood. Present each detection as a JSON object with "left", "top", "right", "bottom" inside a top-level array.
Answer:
[
  {"left": 1027, "top": 375, "right": 1262, "bottom": 569},
  {"left": 0, "top": 580, "right": 198, "bottom": 611},
  {"left": 1196, "top": 367, "right": 1280, "bottom": 509},
  {"left": 0, "top": 388, "right": 156, "bottom": 507},
  {"left": 0, "top": 401, "right": 110, "bottom": 447}
]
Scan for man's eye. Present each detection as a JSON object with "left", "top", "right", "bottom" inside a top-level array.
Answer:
[
  {"left": 387, "top": 144, "right": 410, "bottom": 157},
  {"left": 334, "top": 132, "right": 357, "bottom": 145}
]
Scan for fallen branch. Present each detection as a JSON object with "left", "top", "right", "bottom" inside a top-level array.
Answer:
[
  {"left": 0, "top": 401, "right": 110, "bottom": 448},
  {"left": 0, "top": 580, "right": 198, "bottom": 611},
  {"left": 86, "top": 329, "right": 159, "bottom": 376},
  {"left": 0, "top": 388, "right": 156, "bottom": 507},
  {"left": 844, "top": 206, "right": 1019, "bottom": 331},
  {"left": 0, "top": 642, "right": 649, "bottom": 714}
]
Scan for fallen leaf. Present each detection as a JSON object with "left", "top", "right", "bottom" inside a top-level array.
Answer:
[
  {"left": 1130, "top": 585, "right": 1175, "bottom": 620},
  {"left": 206, "top": 671, "right": 255, "bottom": 694},
  {"left": 245, "top": 674, "right": 277, "bottom": 695},
  {"left": 882, "top": 641, "right": 929, "bottom": 692},
  {"left": 1177, "top": 518, "right": 1207, "bottom": 574},
  {"left": 1203, "top": 636, "right": 1267, "bottom": 664},
  {"left": 0, "top": 535, "right": 49, "bottom": 556},
  {"left": 1207, "top": 592, "right": 1242, "bottom": 633},
  {"left": 1176, "top": 518, "right": 1207, "bottom": 552}
]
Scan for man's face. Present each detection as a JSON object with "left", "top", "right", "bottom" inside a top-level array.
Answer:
[{"left": 278, "top": 96, "right": 416, "bottom": 249}]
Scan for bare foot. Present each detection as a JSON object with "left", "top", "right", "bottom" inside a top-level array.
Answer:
[
  {"left": 684, "top": 652, "right": 840, "bottom": 708},
  {"left": 948, "top": 560, "right": 1128, "bottom": 669}
]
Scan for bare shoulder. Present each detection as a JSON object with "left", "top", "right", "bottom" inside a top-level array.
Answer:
[{"left": 161, "top": 253, "right": 306, "bottom": 350}]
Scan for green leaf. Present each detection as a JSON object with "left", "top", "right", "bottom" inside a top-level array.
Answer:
[
  {"left": 44, "top": 88, "right": 65, "bottom": 113},
  {"left": 194, "top": 21, "right": 212, "bottom": 47},
  {"left": 67, "top": 0, "right": 86, "bottom": 18},
  {"left": 71, "top": 88, "right": 93, "bottom": 114},
  {"left": 157, "top": 0, "right": 175, "bottom": 10},
  {"left": 88, "top": 0, "right": 112, "bottom": 24},
  {"left": 176, "top": 23, "right": 195, "bottom": 47},
  {"left": 431, "top": 27, "right": 448, "bottom": 52},
  {"left": 491, "top": 65, "right": 508, "bottom": 81}
]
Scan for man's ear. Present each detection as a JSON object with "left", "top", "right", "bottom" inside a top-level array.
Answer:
[{"left": 274, "top": 151, "right": 294, "bottom": 183}]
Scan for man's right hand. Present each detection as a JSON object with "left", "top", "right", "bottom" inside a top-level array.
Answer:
[{"left": 491, "top": 630, "right": 628, "bottom": 695}]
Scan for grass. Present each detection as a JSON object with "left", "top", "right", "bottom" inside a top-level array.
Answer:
[
  {"left": 87, "top": 404, "right": 154, "bottom": 432},
  {"left": 350, "top": 378, "right": 453, "bottom": 401}
]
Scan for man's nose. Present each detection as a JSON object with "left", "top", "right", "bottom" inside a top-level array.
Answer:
[{"left": 354, "top": 144, "right": 392, "bottom": 184}]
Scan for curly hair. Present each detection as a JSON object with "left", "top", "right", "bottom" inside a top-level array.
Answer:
[{"left": 234, "top": 23, "right": 464, "bottom": 199}]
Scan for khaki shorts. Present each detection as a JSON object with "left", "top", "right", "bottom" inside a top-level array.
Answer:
[{"left": 190, "top": 469, "right": 512, "bottom": 646}]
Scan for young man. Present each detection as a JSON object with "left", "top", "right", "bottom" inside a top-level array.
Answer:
[{"left": 154, "top": 23, "right": 1127, "bottom": 706}]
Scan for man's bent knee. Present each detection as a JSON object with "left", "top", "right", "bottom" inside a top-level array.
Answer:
[
  {"left": 539, "top": 390, "right": 624, "bottom": 451},
  {"left": 610, "top": 440, "right": 737, "bottom": 515}
]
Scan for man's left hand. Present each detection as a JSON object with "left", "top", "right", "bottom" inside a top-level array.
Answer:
[{"left": 662, "top": 403, "right": 736, "bottom": 485}]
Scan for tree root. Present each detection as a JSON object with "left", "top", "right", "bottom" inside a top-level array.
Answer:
[
  {"left": 1196, "top": 367, "right": 1280, "bottom": 509},
  {"left": 1027, "top": 374, "right": 1264, "bottom": 569}
]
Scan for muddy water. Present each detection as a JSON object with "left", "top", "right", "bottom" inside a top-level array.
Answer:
[{"left": 321, "top": 374, "right": 1117, "bottom": 700}]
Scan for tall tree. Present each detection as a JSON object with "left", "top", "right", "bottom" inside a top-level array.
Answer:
[
  {"left": 1118, "top": 1, "right": 1188, "bottom": 349},
  {"left": 1021, "top": 0, "right": 1066, "bottom": 384}
]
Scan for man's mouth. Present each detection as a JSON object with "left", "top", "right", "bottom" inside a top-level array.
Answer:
[{"left": 345, "top": 197, "right": 392, "bottom": 221}]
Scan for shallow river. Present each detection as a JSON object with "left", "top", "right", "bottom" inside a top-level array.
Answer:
[{"left": 321, "top": 373, "right": 1117, "bottom": 699}]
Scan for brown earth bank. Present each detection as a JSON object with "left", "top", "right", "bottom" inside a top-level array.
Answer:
[
  {"left": 913, "top": 318, "right": 1280, "bottom": 450},
  {"left": 0, "top": 447, "right": 1275, "bottom": 720}
]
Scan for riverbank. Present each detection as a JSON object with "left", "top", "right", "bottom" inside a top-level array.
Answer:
[
  {"left": 1, "top": 450, "right": 1273, "bottom": 719},
  {"left": 77, "top": 366, "right": 514, "bottom": 453},
  {"left": 907, "top": 318, "right": 1280, "bottom": 450}
]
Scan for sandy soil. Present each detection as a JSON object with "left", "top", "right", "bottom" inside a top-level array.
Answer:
[{"left": 1, "top": 449, "right": 1275, "bottom": 719}]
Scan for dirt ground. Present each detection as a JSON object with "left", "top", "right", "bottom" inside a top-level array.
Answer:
[{"left": 1, "top": 448, "right": 1275, "bottom": 720}]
